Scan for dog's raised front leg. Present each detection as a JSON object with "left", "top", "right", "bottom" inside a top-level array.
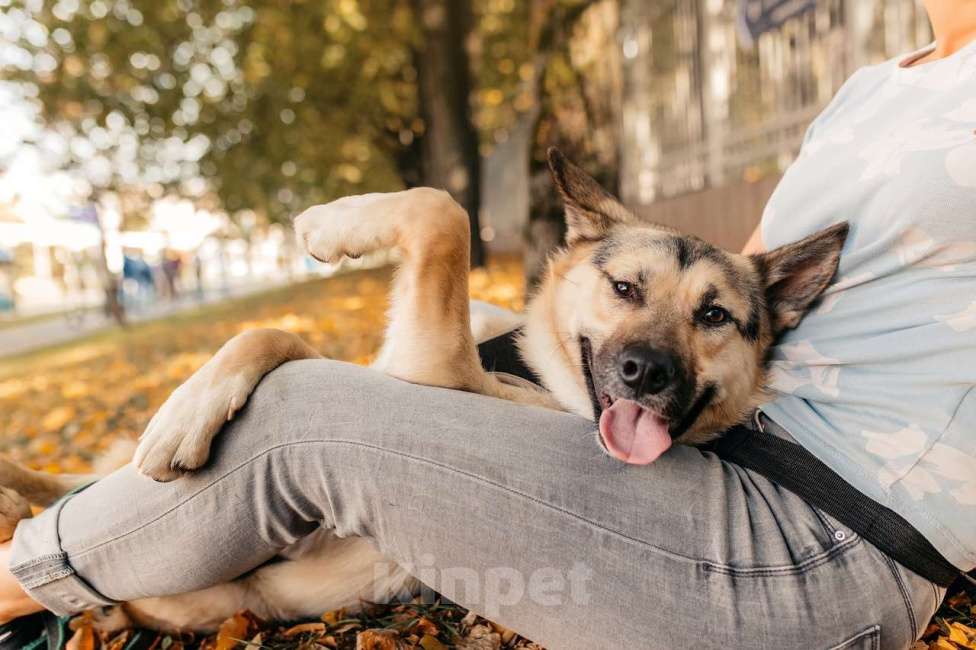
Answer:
[
  {"left": 134, "top": 328, "right": 322, "bottom": 481},
  {"left": 295, "top": 188, "right": 482, "bottom": 389},
  {"left": 294, "top": 189, "right": 553, "bottom": 408}
]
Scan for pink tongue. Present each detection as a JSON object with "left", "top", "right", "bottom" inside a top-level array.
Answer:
[{"left": 598, "top": 399, "right": 672, "bottom": 465}]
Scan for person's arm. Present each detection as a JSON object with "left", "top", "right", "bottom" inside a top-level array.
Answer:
[{"left": 741, "top": 221, "right": 765, "bottom": 255}]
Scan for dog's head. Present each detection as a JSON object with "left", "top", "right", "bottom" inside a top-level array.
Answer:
[{"left": 530, "top": 149, "right": 848, "bottom": 464}]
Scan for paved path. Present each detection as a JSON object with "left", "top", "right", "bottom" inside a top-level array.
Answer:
[{"left": 0, "top": 280, "right": 290, "bottom": 359}]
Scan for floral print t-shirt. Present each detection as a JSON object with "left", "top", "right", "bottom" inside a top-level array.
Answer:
[{"left": 760, "top": 41, "right": 976, "bottom": 570}]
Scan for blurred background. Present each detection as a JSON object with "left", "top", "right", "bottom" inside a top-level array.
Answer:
[{"left": 0, "top": 0, "right": 934, "bottom": 348}]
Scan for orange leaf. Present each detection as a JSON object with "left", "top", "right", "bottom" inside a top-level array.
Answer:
[
  {"left": 215, "top": 610, "right": 260, "bottom": 650},
  {"left": 65, "top": 624, "right": 96, "bottom": 650},
  {"left": 356, "top": 628, "right": 401, "bottom": 650},
  {"left": 402, "top": 616, "right": 435, "bottom": 637},
  {"left": 322, "top": 608, "right": 347, "bottom": 625},
  {"left": 420, "top": 634, "right": 449, "bottom": 650}
]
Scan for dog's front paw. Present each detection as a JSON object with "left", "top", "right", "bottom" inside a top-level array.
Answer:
[
  {"left": 294, "top": 195, "right": 374, "bottom": 263},
  {"left": 134, "top": 369, "right": 253, "bottom": 482},
  {"left": 294, "top": 191, "right": 415, "bottom": 263},
  {"left": 0, "top": 485, "right": 31, "bottom": 542}
]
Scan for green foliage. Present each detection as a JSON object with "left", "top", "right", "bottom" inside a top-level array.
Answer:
[
  {"left": 4, "top": 0, "right": 419, "bottom": 224},
  {"left": 2, "top": 0, "right": 599, "bottom": 228}
]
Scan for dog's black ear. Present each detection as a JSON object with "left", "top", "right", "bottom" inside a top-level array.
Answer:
[
  {"left": 753, "top": 222, "right": 849, "bottom": 333},
  {"left": 547, "top": 147, "right": 634, "bottom": 244}
]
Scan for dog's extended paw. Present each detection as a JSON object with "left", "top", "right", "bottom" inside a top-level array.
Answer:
[
  {"left": 134, "top": 368, "right": 254, "bottom": 482},
  {"left": 0, "top": 485, "right": 31, "bottom": 542},
  {"left": 293, "top": 193, "right": 388, "bottom": 264},
  {"left": 293, "top": 189, "right": 450, "bottom": 264}
]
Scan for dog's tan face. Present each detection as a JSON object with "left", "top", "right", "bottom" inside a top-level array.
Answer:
[{"left": 536, "top": 149, "right": 848, "bottom": 464}]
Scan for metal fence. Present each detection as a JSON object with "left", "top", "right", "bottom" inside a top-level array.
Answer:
[{"left": 619, "top": 0, "right": 932, "bottom": 207}]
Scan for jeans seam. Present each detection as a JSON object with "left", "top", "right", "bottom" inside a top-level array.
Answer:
[
  {"left": 883, "top": 553, "right": 918, "bottom": 641},
  {"left": 703, "top": 534, "right": 861, "bottom": 577},
  {"left": 71, "top": 439, "right": 701, "bottom": 565},
  {"left": 70, "top": 438, "right": 854, "bottom": 576},
  {"left": 17, "top": 568, "right": 75, "bottom": 589},
  {"left": 9, "top": 552, "right": 67, "bottom": 571},
  {"left": 827, "top": 624, "right": 880, "bottom": 650}
]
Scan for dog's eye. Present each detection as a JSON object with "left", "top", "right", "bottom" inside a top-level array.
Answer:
[
  {"left": 701, "top": 307, "right": 729, "bottom": 325},
  {"left": 612, "top": 280, "right": 638, "bottom": 301}
]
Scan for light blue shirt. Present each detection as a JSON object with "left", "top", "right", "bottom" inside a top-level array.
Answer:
[{"left": 760, "top": 41, "right": 976, "bottom": 571}]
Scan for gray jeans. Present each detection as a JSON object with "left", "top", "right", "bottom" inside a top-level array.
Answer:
[{"left": 10, "top": 360, "right": 943, "bottom": 649}]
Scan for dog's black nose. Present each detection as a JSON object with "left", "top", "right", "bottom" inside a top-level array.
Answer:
[{"left": 618, "top": 345, "right": 677, "bottom": 396}]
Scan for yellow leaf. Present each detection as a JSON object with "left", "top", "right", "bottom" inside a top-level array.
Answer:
[
  {"left": 42, "top": 406, "right": 74, "bottom": 431},
  {"left": 420, "top": 634, "right": 449, "bottom": 650},
  {"left": 322, "top": 608, "right": 346, "bottom": 625},
  {"left": 931, "top": 639, "right": 959, "bottom": 650},
  {"left": 61, "top": 381, "right": 89, "bottom": 399},
  {"left": 34, "top": 439, "right": 58, "bottom": 455},
  {"left": 949, "top": 624, "right": 971, "bottom": 646}
]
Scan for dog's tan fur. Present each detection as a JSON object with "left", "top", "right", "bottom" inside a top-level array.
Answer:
[
  {"left": 0, "top": 150, "right": 847, "bottom": 632},
  {"left": 520, "top": 235, "right": 770, "bottom": 444}
]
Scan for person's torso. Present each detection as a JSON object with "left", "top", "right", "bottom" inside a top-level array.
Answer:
[{"left": 759, "top": 41, "right": 976, "bottom": 570}]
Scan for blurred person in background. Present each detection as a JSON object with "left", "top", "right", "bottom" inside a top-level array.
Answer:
[
  {"left": 121, "top": 252, "right": 155, "bottom": 310},
  {"left": 160, "top": 251, "right": 182, "bottom": 302}
]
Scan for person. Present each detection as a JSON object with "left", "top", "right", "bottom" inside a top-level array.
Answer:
[{"left": 1, "top": 1, "right": 973, "bottom": 647}]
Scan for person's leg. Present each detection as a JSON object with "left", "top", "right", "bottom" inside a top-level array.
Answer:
[
  {"left": 0, "top": 542, "right": 41, "bottom": 623},
  {"left": 7, "top": 360, "right": 939, "bottom": 649}
]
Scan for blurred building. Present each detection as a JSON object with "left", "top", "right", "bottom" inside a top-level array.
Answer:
[
  {"left": 0, "top": 197, "right": 310, "bottom": 317},
  {"left": 618, "top": 0, "right": 932, "bottom": 249}
]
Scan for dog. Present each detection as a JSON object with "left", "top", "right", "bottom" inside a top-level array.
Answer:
[{"left": 0, "top": 149, "right": 847, "bottom": 631}]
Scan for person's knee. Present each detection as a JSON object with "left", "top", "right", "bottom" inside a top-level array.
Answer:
[
  {"left": 251, "top": 359, "right": 386, "bottom": 411},
  {"left": 228, "top": 359, "right": 392, "bottom": 448}
]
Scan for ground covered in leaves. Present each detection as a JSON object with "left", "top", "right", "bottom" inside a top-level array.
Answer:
[
  {"left": 70, "top": 601, "right": 541, "bottom": 650},
  {"left": 1, "top": 258, "right": 973, "bottom": 649},
  {"left": 0, "top": 260, "right": 523, "bottom": 474}
]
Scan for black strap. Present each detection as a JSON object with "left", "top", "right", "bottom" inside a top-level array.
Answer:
[
  {"left": 477, "top": 328, "right": 541, "bottom": 385},
  {"left": 709, "top": 425, "right": 965, "bottom": 587}
]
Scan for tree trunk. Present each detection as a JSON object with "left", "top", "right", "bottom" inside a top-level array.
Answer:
[
  {"left": 522, "top": 0, "right": 617, "bottom": 291},
  {"left": 93, "top": 204, "right": 126, "bottom": 327},
  {"left": 413, "top": 0, "right": 485, "bottom": 267}
]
